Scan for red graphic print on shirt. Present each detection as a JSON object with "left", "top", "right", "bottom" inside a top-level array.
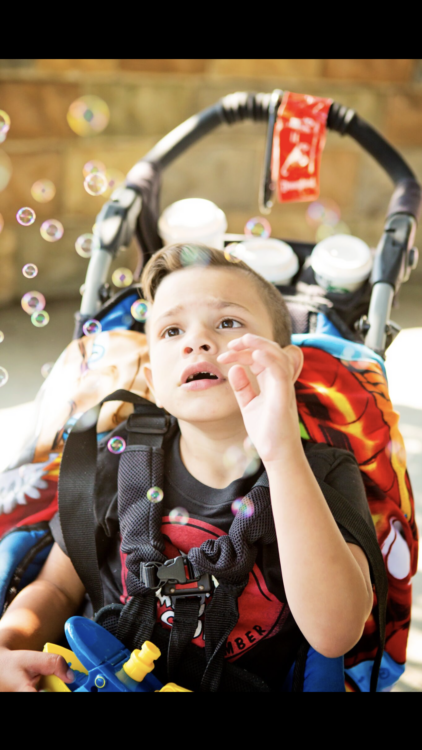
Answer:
[{"left": 121, "top": 516, "right": 289, "bottom": 662}]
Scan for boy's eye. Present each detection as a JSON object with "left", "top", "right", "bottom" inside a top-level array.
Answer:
[{"left": 162, "top": 318, "right": 242, "bottom": 338}]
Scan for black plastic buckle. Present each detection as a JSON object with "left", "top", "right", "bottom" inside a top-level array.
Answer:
[{"left": 157, "top": 556, "right": 213, "bottom": 605}]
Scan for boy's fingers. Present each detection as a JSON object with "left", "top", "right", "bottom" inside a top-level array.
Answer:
[
  {"left": 27, "top": 652, "right": 74, "bottom": 682},
  {"left": 227, "top": 365, "right": 257, "bottom": 409},
  {"left": 227, "top": 333, "right": 280, "bottom": 353}
]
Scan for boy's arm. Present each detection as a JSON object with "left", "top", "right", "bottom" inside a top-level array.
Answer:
[
  {"left": 0, "top": 543, "right": 86, "bottom": 691},
  {"left": 265, "top": 447, "right": 373, "bottom": 659},
  {"left": 218, "top": 334, "right": 373, "bottom": 659}
]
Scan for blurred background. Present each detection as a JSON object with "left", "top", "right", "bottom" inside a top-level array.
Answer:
[{"left": 0, "top": 59, "right": 421, "bottom": 690}]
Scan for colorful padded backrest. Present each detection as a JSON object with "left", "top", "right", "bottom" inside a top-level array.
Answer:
[{"left": 293, "top": 330, "right": 418, "bottom": 690}]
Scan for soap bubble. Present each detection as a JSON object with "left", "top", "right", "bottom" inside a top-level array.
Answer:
[
  {"left": 0, "top": 214, "right": 3, "bottom": 233},
  {"left": 31, "top": 310, "right": 50, "bottom": 327},
  {"left": 0, "top": 367, "right": 9, "bottom": 387},
  {"left": 31, "top": 179, "right": 56, "bottom": 203},
  {"left": 131, "top": 299, "right": 149, "bottom": 322},
  {"left": 79, "top": 284, "right": 86, "bottom": 296},
  {"left": 41, "top": 362, "right": 54, "bottom": 378},
  {"left": 0, "top": 331, "right": 4, "bottom": 343},
  {"left": 75, "top": 233, "right": 100, "bottom": 258},
  {"left": 22, "top": 263, "right": 38, "bottom": 279},
  {"left": 315, "top": 221, "right": 351, "bottom": 243},
  {"left": 306, "top": 199, "right": 341, "bottom": 229},
  {"left": 223, "top": 444, "right": 246, "bottom": 471},
  {"left": 82, "top": 319, "right": 102, "bottom": 336},
  {"left": 107, "top": 436, "right": 126, "bottom": 454},
  {"left": 223, "top": 243, "right": 241, "bottom": 264},
  {"left": 180, "top": 244, "right": 211, "bottom": 268},
  {"left": 147, "top": 486, "right": 164, "bottom": 503},
  {"left": 21, "top": 291, "right": 46, "bottom": 315},
  {"left": 244, "top": 216, "right": 271, "bottom": 239},
  {"left": 16, "top": 207, "right": 36, "bottom": 226},
  {"left": 0, "top": 110, "right": 11, "bottom": 142},
  {"left": 0, "top": 150, "right": 12, "bottom": 192},
  {"left": 231, "top": 496, "right": 254, "bottom": 518},
  {"left": 84, "top": 171, "right": 108, "bottom": 196},
  {"left": 67, "top": 96, "right": 110, "bottom": 137},
  {"left": 40, "top": 219, "right": 64, "bottom": 242},
  {"left": 112, "top": 268, "right": 133, "bottom": 288},
  {"left": 83, "top": 160, "right": 106, "bottom": 179},
  {"left": 169, "top": 507, "right": 189, "bottom": 526}
]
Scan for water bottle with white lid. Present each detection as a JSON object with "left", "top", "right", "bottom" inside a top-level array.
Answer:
[
  {"left": 310, "top": 234, "right": 373, "bottom": 293},
  {"left": 228, "top": 238, "right": 299, "bottom": 285},
  {"left": 158, "top": 198, "right": 228, "bottom": 250}
]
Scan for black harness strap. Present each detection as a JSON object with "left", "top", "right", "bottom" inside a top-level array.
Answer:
[
  {"left": 58, "top": 389, "right": 165, "bottom": 615},
  {"left": 168, "top": 597, "right": 202, "bottom": 681}
]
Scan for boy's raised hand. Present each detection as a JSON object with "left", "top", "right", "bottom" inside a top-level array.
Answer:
[
  {"left": 217, "top": 334, "right": 304, "bottom": 465},
  {"left": 0, "top": 647, "right": 75, "bottom": 692}
]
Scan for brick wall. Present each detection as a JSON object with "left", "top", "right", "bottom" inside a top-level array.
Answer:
[{"left": 1, "top": 59, "right": 421, "bottom": 307}]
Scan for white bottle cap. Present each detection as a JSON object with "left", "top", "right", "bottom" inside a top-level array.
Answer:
[
  {"left": 310, "top": 234, "right": 373, "bottom": 293},
  {"left": 158, "top": 198, "right": 228, "bottom": 250},
  {"left": 229, "top": 238, "right": 299, "bottom": 285}
]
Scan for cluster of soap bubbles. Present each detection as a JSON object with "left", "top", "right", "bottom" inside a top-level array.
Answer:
[
  {"left": 82, "top": 319, "right": 102, "bottom": 336},
  {"left": 147, "top": 486, "right": 164, "bottom": 503},
  {"left": 67, "top": 96, "right": 110, "bottom": 137},
  {"left": 75, "top": 233, "right": 100, "bottom": 258},
  {"left": 131, "top": 299, "right": 149, "bottom": 322},
  {"left": 169, "top": 507, "right": 190, "bottom": 526},
  {"left": 107, "top": 436, "right": 126, "bottom": 455},
  {"left": 306, "top": 199, "right": 350, "bottom": 242},
  {"left": 21, "top": 291, "right": 49, "bottom": 328},
  {"left": 31, "top": 179, "right": 56, "bottom": 203},
  {"left": 112, "top": 268, "right": 133, "bottom": 288},
  {"left": 244, "top": 216, "right": 272, "bottom": 239},
  {"left": 231, "top": 496, "right": 254, "bottom": 519},
  {"left": 0, "top": 110, "right": 11, "bottom": 144}
]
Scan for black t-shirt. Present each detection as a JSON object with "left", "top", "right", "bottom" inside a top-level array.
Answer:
[{"left": 50, "top": 424, "right": 375, "bottom": 691}]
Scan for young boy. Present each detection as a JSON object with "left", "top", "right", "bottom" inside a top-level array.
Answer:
[{"left": 0, "top": 244, "right": 375, "bottom": 692}]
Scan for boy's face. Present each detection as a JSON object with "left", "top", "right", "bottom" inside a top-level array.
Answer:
[{"left": 143, "top": 266, "right": 275, "bottom": 424}]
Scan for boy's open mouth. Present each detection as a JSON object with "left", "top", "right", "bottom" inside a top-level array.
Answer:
[{"left": 181, "top": 371, "right": 226, "bottom": 391}]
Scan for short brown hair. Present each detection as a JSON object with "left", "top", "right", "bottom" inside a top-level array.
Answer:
[{"left": 140, "top": 244, "right": 292, "bottom": 348}]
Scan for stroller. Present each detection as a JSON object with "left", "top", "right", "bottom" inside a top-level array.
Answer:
[{"left": 0, "top": 90, "right": 420, "bottom": 692}]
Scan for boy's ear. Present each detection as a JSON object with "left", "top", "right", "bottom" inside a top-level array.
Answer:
[
  {"left": 284, "top": 345, "right": 304, "bottom": 383},
  {"left": 142, "top": 363, "right": 163, "bottom": 408}
]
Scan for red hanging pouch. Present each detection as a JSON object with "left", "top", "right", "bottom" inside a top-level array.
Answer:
[{"left": 272, "top": 92, "right": 332, "bottom": 203}]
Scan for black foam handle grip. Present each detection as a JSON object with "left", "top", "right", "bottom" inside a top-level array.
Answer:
[{"left": 387, "top": 178, "right": 422, "bottom": 221}]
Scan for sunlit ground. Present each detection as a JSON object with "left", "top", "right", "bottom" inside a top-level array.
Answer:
[{"left": 0, "top": 287, "right": 421, "bottom": 691}]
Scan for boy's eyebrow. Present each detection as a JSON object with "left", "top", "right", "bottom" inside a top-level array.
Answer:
[{"left": 154, "top": 300, "right": 250, "bottom": 327}]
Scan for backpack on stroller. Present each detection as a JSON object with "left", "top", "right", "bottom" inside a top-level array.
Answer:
[{"left": 0, "top": 90, "right": 420, "bottom": 692}]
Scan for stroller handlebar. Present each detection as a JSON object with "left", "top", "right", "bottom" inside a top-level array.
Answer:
[{"left": 140, "top": 91, "right": 421, "bottom": 222}]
